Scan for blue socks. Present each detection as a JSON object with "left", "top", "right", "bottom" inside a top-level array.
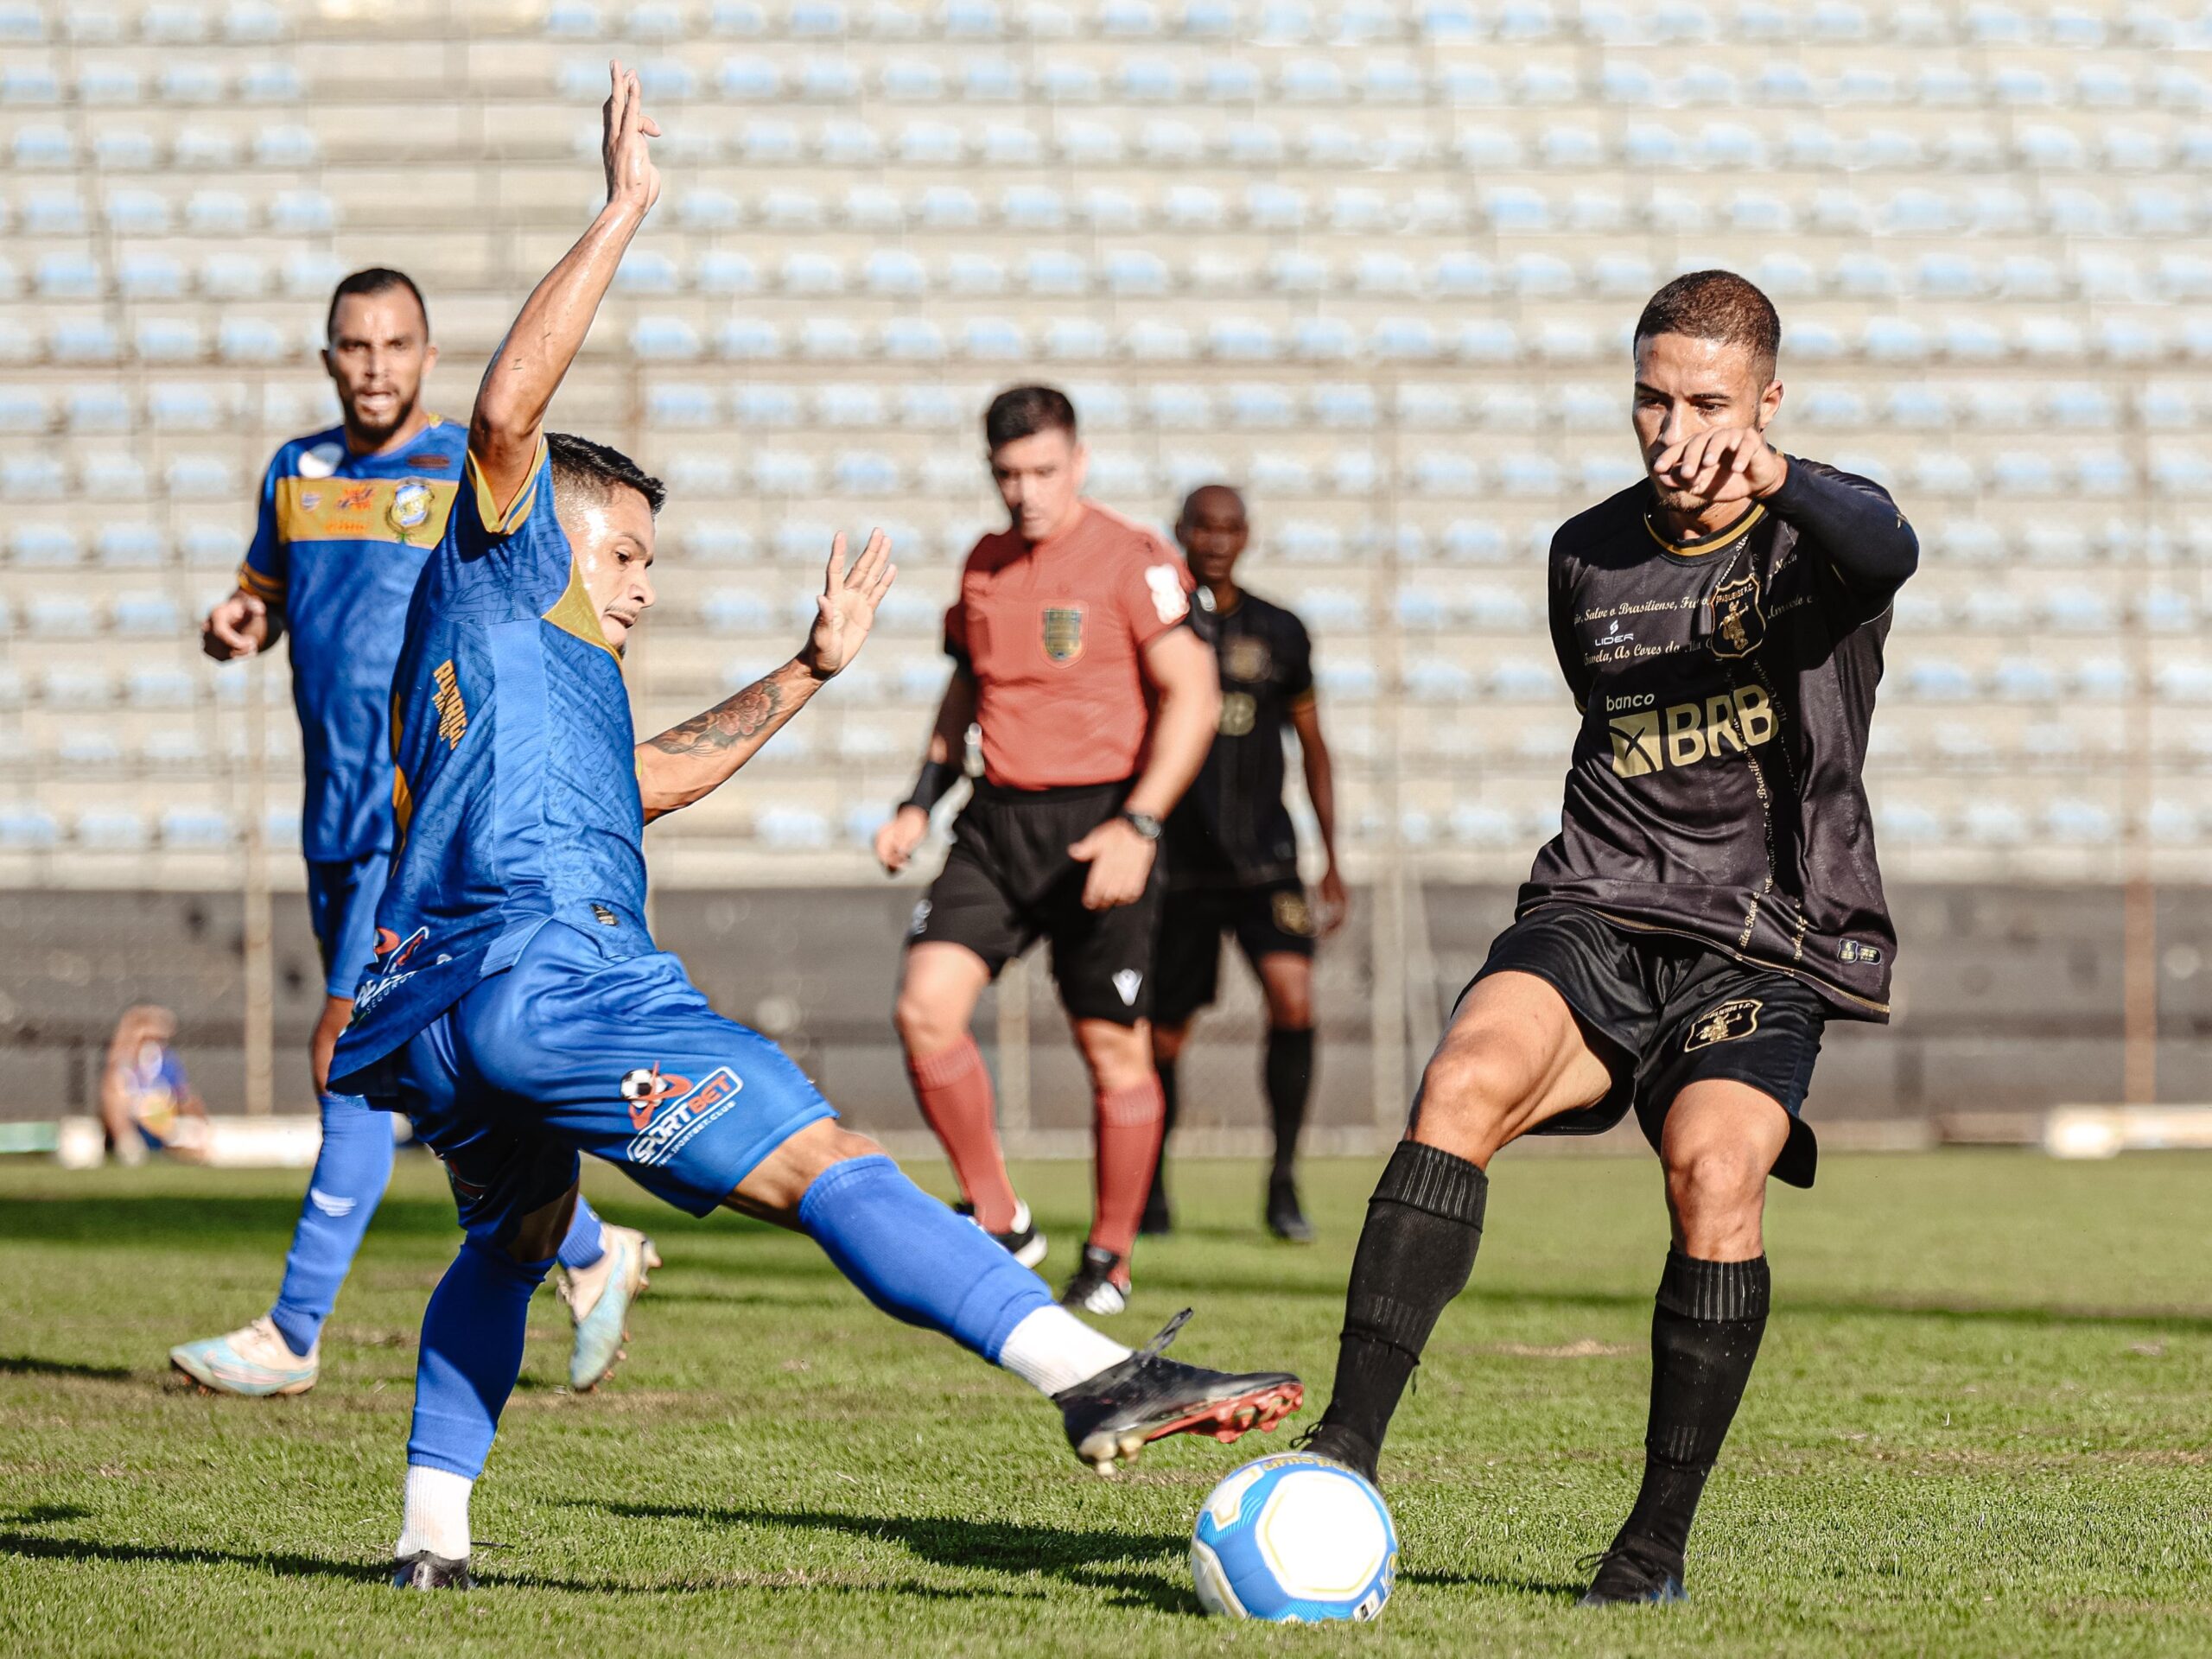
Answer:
[
  {"left": 267, "top": 1100, "right": 608, "bottom": 1359},
  {"left": 797, "top": 1154, "right": 1054, "bottom": 1363},
  {"left": 556, "top": 1199, "right": 606, "bottom": 1271},
  {"left": 269, "top": 1092, "right": 395, "bottom": 1357},
  {"left": 406, "top": 1237, "right": 552, "bottom": 1479}
]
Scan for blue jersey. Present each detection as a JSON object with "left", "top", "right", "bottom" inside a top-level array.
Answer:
[
  {"left": 331, "top": 440, "right": 651, "bottom": 1079},
  {"left": 239, "top": 417, "right": 467, "bottom": 861}
]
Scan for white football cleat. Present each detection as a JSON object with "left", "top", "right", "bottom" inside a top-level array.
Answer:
[
  {"left": 169, "top": 1316, "right": 319, "bottom": 1397},
  {"left": 558, "top": 1224, "right": 661, "bottom": 1392}
]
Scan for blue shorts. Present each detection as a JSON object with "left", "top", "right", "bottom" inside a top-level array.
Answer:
[
  {"left": 306, "top": 851, "right": 391, "bottom": 1000},
  {"left": 354, "top": 921, "right": 836, "bottom": 1247}
]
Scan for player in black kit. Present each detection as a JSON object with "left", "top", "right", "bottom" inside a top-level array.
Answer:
[
  {"left": 1142, "top": 486, "right": 1345, "bottom": 1243},
  {"left": 1296, "top": 271, "right": 1918, "bottom": 1608}
]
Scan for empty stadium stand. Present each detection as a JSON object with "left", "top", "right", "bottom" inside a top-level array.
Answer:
[{"left": 0, "top": 0, "right": 2204, "bottom": 893}]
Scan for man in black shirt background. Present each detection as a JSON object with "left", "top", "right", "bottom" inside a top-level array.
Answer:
[
  {"left": 1297, "top": 272, "right": 1918, "bottom": 1609},
  {"left": 1143, "top": 486, "right": 1345, "bottom": 1243}
]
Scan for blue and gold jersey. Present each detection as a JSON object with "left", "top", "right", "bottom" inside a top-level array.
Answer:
[
  {"left": 239, "top": 417, "right": 467, "bottom": 861},
  {"left": 331, "top": 440, "right": 652, "bottom": 1078}
]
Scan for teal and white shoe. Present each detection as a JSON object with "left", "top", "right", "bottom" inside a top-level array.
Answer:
[
  {"left": 168, "top": 1315, "right": 319, "bottom": 1397},
  {"left": 558, "top": 1224, "right": 661, "bottom": 1392}
]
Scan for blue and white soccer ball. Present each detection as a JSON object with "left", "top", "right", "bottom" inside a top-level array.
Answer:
[{"left": 1190, "top": 1452, "right": 1398, "bottom": 1623}]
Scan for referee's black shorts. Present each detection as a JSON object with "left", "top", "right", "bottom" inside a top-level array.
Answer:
[
  {"left": 907, "top": 780, "right": 1165, "bottom": 1026},
  {"left": 1464, "top": 904, "right": 1827, "bottom": 1188}
]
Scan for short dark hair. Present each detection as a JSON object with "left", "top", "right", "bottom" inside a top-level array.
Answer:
[
  {"left": 984, "top": 385, "right": 1077, "bottom": 450},
  {"left": 325, "top": 267, "right": 429, "bottom": 343},
  {"left": 1634, "top": 270, "right": 1781, "bottom": 381},
  {"left": 547, "top": 430, "right": 666, "bottom": 519}
]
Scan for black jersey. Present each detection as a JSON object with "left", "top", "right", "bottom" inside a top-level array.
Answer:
[
  {"left": 1522, "top": 456, "right": 1916, "bottom": 1022},
  {"left": 1166, "top": 588, "right": 1314, "bottom": 888}
]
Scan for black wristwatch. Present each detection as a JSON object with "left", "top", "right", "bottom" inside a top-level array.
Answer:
[{"left": 1120, "top": 810, "right": 1163, "bottom": 842}]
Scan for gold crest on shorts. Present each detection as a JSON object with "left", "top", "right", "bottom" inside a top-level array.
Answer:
[
  {"left": 1683, "top": 997, "right": 1762, "bottom": 1051},
  {"left": 1042, "top": 605, "right": 1085, "bottom": 664},
  {"left": 1272, "top": 889, "right": 1316, "bottom": 938}
]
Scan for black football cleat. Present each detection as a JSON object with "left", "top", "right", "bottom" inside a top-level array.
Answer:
[
  {"left": 1055, "top": 1308, "right": 1303, "bottom": 1473},
  {"left": 392, "top": 1551, "right": 474, "bottom": 1591},
  {"left": 1264, "top": 1173, "right": 1313, "bottom": 1243},
  {"left": 1577, "top": 1541, "right": 1689, "bottom": 1607},
  {"left": 1293, "top": 1420, "right": 1380, "bottom": 1483},
  {"left": 1058, "top": 1243, "right": 1130, "bottom": 1316},
  {"left": 954, "top": 1199, "right": 1047, "bottom": 1268}
]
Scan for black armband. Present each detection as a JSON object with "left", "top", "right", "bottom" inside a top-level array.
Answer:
[{"left": 902, "top": 758, "right": 957, "bottom": 813}]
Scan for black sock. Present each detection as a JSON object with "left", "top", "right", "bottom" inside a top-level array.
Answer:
[
  {"left": 1615, "top": 1251, "right": 1771, "bottom": 1569},
  {"left": 1263, "top": 1027, "right": 1314, "bottom": 1183},
  {"left": 1146, "top": 1058, "right": 1179, "bottom": 1212},
  {"left": 1319, "top": 1141, "right": 1488, "bottom": 1455}
]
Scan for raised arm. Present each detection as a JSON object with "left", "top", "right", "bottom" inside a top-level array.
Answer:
[
  {"left": 1067, "top": 626, "right": 1221, "bottom": 911},
  {"left": 1288, "top": 696, "right": 1347, "bottom": 935},
  {"left": 873, "top": 664, "right": 979, "bottom": 873},
  {"left": 638, "top": 531, "right": 894, "bottom": 823},
  {"left": 471, "top": 61, "right": 661, "bottom": 514}
]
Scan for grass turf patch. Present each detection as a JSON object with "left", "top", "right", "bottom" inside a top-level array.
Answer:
[{"left": 3, "top": 1149, "right": 2211, "bottom": 1656}]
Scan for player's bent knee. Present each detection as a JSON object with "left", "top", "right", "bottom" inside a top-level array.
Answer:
[
  {"left": 893, "top": 991, "right": 965, "bottom": 1058},
  {"left": 1410, "top": 1042, "right": 1529, "bottom": 1155},
  {"left": 727, "top": 1120, "right": 884, "bottom": 1222},
  {"left": 1664, "top": 1146, "right": 1770, "bottom": 1233}
]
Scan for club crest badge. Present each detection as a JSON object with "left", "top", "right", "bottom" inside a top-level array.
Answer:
[
  {"left": 1219, "top": 691, "right": 1257, "bottom": 735},
  {"left": 1043, "top": 605, "right": 1085, "bottom": 664},
  {"left": 1272, "top": 890, "right": 1316, "bottom": 938},
  {"left": 1683, "top": 997, "right": 1763, "bottom": 1051},
  {"left": 1225, "top": 636, "right": 1272, "bottom": 683},
  {"left": 1707, "top": 570, "right": 1765, "bottom": 659},
  {"left": 388, "top": 480, "right": 435, "bottom": 536}
]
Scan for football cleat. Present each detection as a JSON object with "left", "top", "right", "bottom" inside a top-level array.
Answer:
[
  {"left": 954, "top": 1198, "right": 1047, "bottom": 1268},
  {"left": 1576, "top": 1541, "right": 1689, "bottom": 1607},
  {"left": 1264, "top": 1174, "right": 1313, "bottom": 1243},
  {"left": 1054, "top": 1308, "right": 1304, "bottom": 1473},
  {"left": 391, "top": 1551, "right": 474, "bottom": 1591},
  {"left": 168, "top": 1315, "right": 318, "bottom": 1397},
  {"left": 1292, "top": 1420, "right": 1380, "bottom": 1484},
  {"left": 1058, "top": 1243, "right": 1129, "bottom": 1316},
  {"left": 558, "top": 1224, "right": 661, "bottom": 1392}
]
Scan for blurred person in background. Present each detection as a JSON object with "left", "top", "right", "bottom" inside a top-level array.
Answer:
[
  {"left": 99, "top": 1006, "right": 207, "bottom": 1164},
  {"left": 173, "top": 269, "right": 656, "bottom": 1400},
  {"left": 1142, "top": 485, "right": 1345, "bottom": 1243},
  {"left": 874, "top": 386, "right": 1221, "bottom": 1316}
]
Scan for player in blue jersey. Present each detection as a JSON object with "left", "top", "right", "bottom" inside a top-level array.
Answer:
[
  {"left": 334, "top": 67, "right": 1301, "bottom": 1590},
  {"left": 171, "top": 267, "right": 658, "bottom": 1400}
]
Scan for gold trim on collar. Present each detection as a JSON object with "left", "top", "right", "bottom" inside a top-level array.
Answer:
[
  {"left": 543, "top": 556, "right": 621, "bottom": 663},
  {"left": 1643, "top": 502, "right": 1766, "bottom": 557}
]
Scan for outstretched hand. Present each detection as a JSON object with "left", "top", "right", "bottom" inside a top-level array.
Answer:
[
  {"left": 602, "top": 59, "right": 662, "bottom": 218},
  {"left": 1649, "top": 425, "right": 1787, "bottom": 506},
  {"left": 799, "top": 530, "right": 896, "bottom": 680}
]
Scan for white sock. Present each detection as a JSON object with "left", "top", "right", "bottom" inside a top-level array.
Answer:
[
  {"left": 996, "top": 1306, "right": 1132, "bottom": 1396},
  {"left": 395, "top": 1465, "right": 473, "bottom": 1560}
]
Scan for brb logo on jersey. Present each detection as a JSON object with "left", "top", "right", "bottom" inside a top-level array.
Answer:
[
  {"left": 1606, "top": 685, "right": 1777, "bottom": 779},
  {"left": 623, "top": 1065, "right": 744, "bottom": 1169}
]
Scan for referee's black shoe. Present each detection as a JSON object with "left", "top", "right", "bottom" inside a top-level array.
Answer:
[
  {"left": 1138, "top": 1179, "right": 1172, "bottom": 1236},
  {"left": 1055, "top": 1308, "right": 1304, "bottom": 1472},
  {"left": 392, "top": 1552, "right": 474, "bottom": 1591},
  {"left": 954, "top": 1198, "right": 1047, "bottom": 1269},
  {"left": 1264, "top": 1173, "right": 1313, "bottom": 1243},
  {"left": 1577, "top": 1539, "right": 1688, "bottom": 1607}
]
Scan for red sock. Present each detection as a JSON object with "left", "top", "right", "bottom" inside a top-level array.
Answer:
[
  {"left": 906, "top": 1036, "right": 1016, "bottom": 1232},
  {"left": 1090, "top": 1077, "right": 1165, "bottom": 1270}
]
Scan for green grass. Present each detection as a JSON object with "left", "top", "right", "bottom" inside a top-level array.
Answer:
[{"left": 3, "top": 1150, "right": 2212, "bottom": 1656}]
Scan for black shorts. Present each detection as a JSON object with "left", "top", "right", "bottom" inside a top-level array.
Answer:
[
  {"left": 1154, "top": 878, "right": 1317, "bottom": 1027},
  {"left": 1466, "top": 904, "right": 1826, "bottom": 1187},
  {"left": 908, "top": 779, "right": 1164, "bottom": 1026}
]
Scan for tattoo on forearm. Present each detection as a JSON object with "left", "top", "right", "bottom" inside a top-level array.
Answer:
[{"left": 648, "top": 677, "right": 784, "bottom": 757}]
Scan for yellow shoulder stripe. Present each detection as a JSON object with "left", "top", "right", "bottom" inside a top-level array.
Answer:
[
  {"left": 543, "top": 555, "right": 620, "bottom": 663},
  {"left": 467, "top": 439, "right": 546, "bottom": 535}
]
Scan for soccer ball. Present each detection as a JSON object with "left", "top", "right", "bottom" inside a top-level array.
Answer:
[{"left": 1190, "top": 1452, "right": 1397, "bottom": 1623}]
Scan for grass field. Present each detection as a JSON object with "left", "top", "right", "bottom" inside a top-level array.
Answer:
[{"left": 3, "top": 1149, "right": 2212, "bottom": 1656}]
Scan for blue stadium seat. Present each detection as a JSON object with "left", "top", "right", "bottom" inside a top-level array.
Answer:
[
  {"left": 1458, "top": 321, "right": 1521, "bottom": 363},
  {"left": 35, "top": 251, "right": 99, "bottom": 299},
  {"left": 980, "top": 123, "right": 1042, "bottom": 165},
  {"left": 148, "top": 385, "right": 219, "bottom": 431},
  {"left": 680, "top": 524, "right": 756, "bottom": 564},
  {"left": 798, "top": 317, "right": 863, "bottom": 359},
  {"left": 880, "top": 318, "right": 945, "bottom": 361},
  {"left": 218, "top": 318, "right": 289, "bottom": 364},
  {"left": 54, "top": 319, "right": 123, "bottom": 363},
  {"left": 1041, "top": 318, "right": 1108, "bottom": 359},
  {"left": 961, "top": 317, "right": 1024, "bottom": 360},
  {"left": 834, "top": 451, "right": 899, "bottom": 493},
  {"left": 166, "top": 455, "right": 235, "bottom": 499},
  {"left": 1488, "top": 659, "right": 1557, "bottom": 701}
]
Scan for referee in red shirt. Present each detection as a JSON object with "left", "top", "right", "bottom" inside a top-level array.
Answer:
[{"left": 875, "top": 386, "right": 1221, "bottom": 1315}]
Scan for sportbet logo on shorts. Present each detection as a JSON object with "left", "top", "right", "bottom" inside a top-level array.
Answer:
[{"left": 623, "top": 1065, "right": 744, "bottom": 1168}]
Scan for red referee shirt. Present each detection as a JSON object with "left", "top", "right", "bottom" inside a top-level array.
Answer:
[{"left": 944, "top": 503, "right": 1193, "bottom": 790}]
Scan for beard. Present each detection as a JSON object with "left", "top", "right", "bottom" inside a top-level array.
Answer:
[
  {"left": 343, "top": 388, "right": 417, "bottom": 448},
  {"left": 1650, "top": 481, "right": 1708, "bottom": 512}
]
